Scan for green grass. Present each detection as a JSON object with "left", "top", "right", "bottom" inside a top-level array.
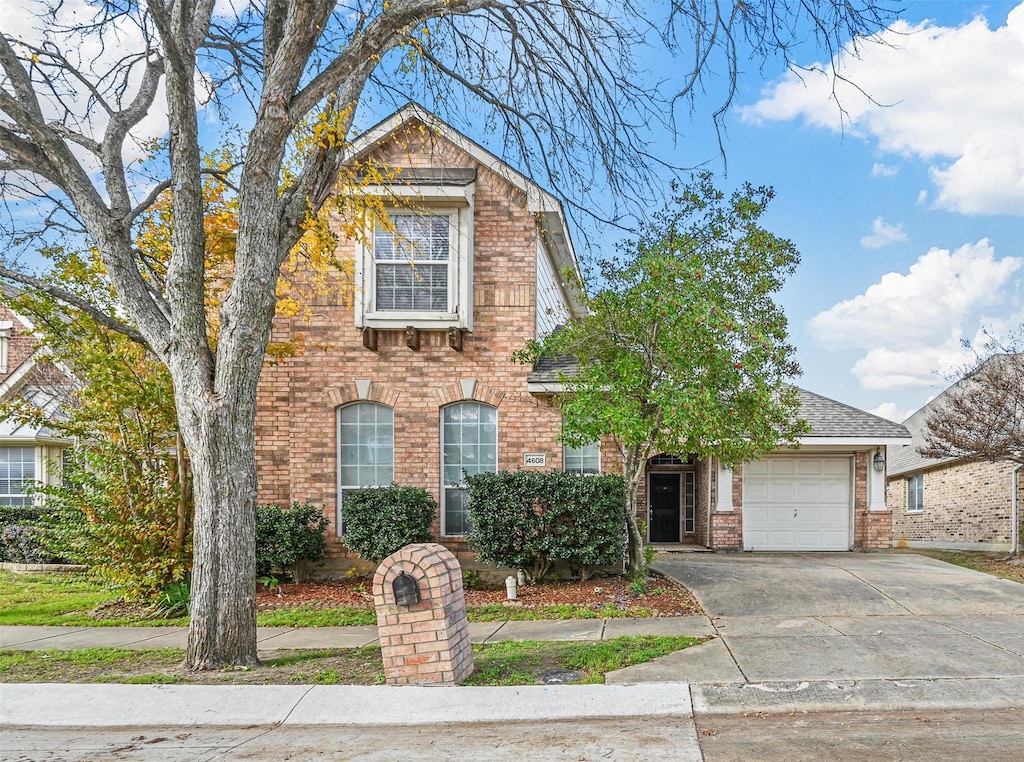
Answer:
[
  {"left": 0, "top": 636, "right": 700, "bottom": 686},
  {"left": 256, "top": 607, "right": 377, "bottom": 627},
  {"left": 463, "top": 635, "right": 701, "bottom": 686},
  {"left": 467, "top": 604, "right": 654, "bottom": 622},
  {"left": 0, "top": 571, "right": 122, "bottom": 626}
]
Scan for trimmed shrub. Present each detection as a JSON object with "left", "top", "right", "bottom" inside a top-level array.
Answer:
[
  {"left": 343, "top": 485, "right": 436, "bottom": 562},
  {"left": 0, "top": 507, "right": 66, "bottom": 564},
  {"left": 255, "top": 502, "right": 329, "bottom": 580},
  {"left": 466, "top": 470, "right": 627, "bottom": 582}
]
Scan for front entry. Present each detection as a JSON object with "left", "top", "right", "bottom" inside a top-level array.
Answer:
[{"left": 649, "top": 473, "right": 681, "bottom": 543}]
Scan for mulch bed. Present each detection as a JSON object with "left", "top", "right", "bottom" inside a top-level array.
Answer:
[{"left": 256, "top": 572, "right": 704, "bottom": 617}]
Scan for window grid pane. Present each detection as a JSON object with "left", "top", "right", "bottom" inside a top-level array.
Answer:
[
  {"left": 0, "top": 447, "right": 35, "bottom": 506},
  {"left": 337, "top": 404, "right": 395, "bottom": 532},
  {"left": 374, "top": 214, "right": 450, "bottom": 312},
  {"left": 563, "top": 442, "right": 600, "bottom": 475},
  {"left": 442, "top": 402, "right": 497, "bottom": 536}
]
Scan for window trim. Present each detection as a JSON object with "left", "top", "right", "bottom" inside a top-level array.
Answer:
[
  {"left": 336, "top": 402, "right": 395, "bottom": 534},
  {"left": 0, "top": 445, "right": 37, "bottom": 506},
  {"left": 440, "top": 401, "right": 498, "bottom": 537},
  {"left": 906, "top": 474, "right": 924, "bottom": 513},
  {"left": 563, "top": 442, "right": 601, "bottom": 475},
  {"left": 355, "top": 197, "right": 474, "bottom": 331}
]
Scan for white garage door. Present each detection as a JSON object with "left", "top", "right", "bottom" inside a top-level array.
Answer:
[{"left": 743, "top": 457, "right": 852, "bottom": 551}]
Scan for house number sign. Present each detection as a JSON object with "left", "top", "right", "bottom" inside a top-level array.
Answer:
[{"left": 523, "top": 453, "right": 547, "bottom": 467}]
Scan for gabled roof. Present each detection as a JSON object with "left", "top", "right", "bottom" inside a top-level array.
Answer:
[
  {"left": 886, "top": 354, "right": 1018, "bottom": 477},
  {"left": 347, "top": 103, "right": 585, "bottom": 316},
  {"left": 795, "top": 387, "right": 910, "bottom": 442},
  {"left": 528, "top": 355, "right": 910, "bottom": 443}
]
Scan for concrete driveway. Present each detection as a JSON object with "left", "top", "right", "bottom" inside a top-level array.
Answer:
[{"left": 609, "top": 552, "right": 1024, "bottom": 707}]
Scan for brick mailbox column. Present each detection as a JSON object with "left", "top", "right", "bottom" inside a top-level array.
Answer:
[{"left": 372, "top": 543, "right": 474, "bottom": 686}]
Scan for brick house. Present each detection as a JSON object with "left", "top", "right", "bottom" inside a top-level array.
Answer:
[
  {"left": 0, "top": 301, "right": 74, "bottom": 505},
  {"left": 255, "top": 104, "right": 912, "bottom": 566},
  {"left": 886, "top": 356, "right": 1023, "bottom": 553}
]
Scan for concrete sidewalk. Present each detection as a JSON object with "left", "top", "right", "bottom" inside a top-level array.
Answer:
[{"left": 0, "top": 615, "right": 715, "bottom": 652}]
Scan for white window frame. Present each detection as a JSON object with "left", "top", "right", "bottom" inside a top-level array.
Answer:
[
  {"left": 355, "top": 192, "right": 474, "bottom": 331},
  {"left": 441, "top": 401, "right": 498, "bottom": 537},
  {"left": 0, "top": 321, "right": 12, "bottom": 374},
  {"left": 907, "top": 474, "right": 924, "bottom": 513},
  {"left": 336, "top": 402, "right": 395, "bottom": 533},
  {"left": 0, "top": 445, "right": 37, "bottom": 506},
  {"left": 563, "top": 442, "right": 600, "bottom": 475}
]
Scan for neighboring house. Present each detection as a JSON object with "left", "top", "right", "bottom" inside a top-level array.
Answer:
[
  {"left": 254, "top": 104, "right": 912, "bottom": 565},
  {"left": 0, "top": 303, "right": 74, "bottom": 506},
  {"left": 886, "top": 357, "right": 1023, "bottom": 553}
]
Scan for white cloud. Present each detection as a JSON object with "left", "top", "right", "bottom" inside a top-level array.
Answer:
[
  {"left": 740, "top": 4, "right": 1024, "bottom": 216},
  {"left": 871, "top": 163, "right": 898, "bottom": 178},
  {"left": 860, "top": 217, "right": 907, "bottom": 249},
  {"left": 869, "top": 402, "right": 915, "bottom": 422},
  {"left": 808, "top": 240, "right": 1023, "bottom": 389}
]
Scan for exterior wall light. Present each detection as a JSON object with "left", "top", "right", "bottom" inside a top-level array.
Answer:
[{"left": 872, "top": 449, "right": 885, "bottom": 473}]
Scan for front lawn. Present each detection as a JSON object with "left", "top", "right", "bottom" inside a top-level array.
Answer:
[{"left": 0, "top": 635, "right": 702, "bottom": 686}]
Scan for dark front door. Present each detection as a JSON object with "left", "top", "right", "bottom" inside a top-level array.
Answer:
[{"left": 649, "top": 473, "right": 681, "bottom": 543}]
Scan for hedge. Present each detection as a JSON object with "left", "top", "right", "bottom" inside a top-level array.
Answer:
[
  {"left": 255, "top": 502, "right": 328, "bottom": 581},
  {"left": 343, "top": 485, "right": 436, "bottom": 562},
  {"left": 466, "top": 470, "right": 626, "bottom": 582}
]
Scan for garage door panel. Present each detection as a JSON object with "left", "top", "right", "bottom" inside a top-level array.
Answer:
[{"left": 743, "top": 456, "right": 852, "bottom": 551}]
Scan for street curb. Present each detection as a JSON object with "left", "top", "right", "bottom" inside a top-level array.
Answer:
[
  {"left": 690, "top": 677, "right": 1024, "bottom": 715},
  {"left": 0, "top": 682, "right": 695, "bottom": 727}
]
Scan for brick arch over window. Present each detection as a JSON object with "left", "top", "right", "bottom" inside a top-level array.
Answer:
[
  {"left": 336, "top": 401, "right": 395, "bottom": 534},
  {"left": 433, "top": 379, "right": 505, "bottom": 408},
  {"left": 325, "top": 380, "right": 400, "bottom": 409}
]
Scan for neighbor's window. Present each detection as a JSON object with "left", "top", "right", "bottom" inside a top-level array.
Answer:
[
  {"left": 441, "top": 402, "right": 497, "bottom": 536},
  {"left": 374, "top": 213, "right": 452, "bottom": 312},
  {"left": 563, "top": 442, "right": 600, "bottom": 474},
  {"left": 907, "top": 474, "right": 924, "bottom": 513},
  {"left": 337, "top": 403, "right": 394, "bottom": 531},
  {"left": 0, "top": 446, "right": 35, "bottom": 506}
]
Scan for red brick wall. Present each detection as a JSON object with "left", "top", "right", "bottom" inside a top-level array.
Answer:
[
  {"left": 254, "top": 123, "right": 568, "bottom": 560},
  {"left": 0, "top": 306, "right": 38, "bottom": 384},
  {"left": 853, "top": 451, "right": 891, "bottom": 550}
]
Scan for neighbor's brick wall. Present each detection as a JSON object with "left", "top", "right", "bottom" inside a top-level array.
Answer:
[
  {"left": 0, "top": 305, "right": 38, "bottom": 384},
  {"left": 254, "top": 123, "right": 570, "bottom": 561},
  {"left": 887, "top": 459, "right": 1015, "bottom": 548}
]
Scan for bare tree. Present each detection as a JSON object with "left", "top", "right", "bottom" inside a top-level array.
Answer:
[
  {"left": 921, "top": 342, "right": 1024, "bottom": 466},
  {"left": 0, "top": 1, "right": 900, "bottom": 669}
]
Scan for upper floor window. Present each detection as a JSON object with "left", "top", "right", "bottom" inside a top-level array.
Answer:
[
  {"left": 374, "top": 214, "right": 451, "bottom": 312},
  {"left": 907, "top": 474, "right": 924, "bottom": 513},
  {"left": 355, "top": 204, "right": 473, "bottom": 332},
  {"left": 0, "top": 446, "right": 35, "bottom": 506},
  {"left": 337, "top": 403, "right": 394, "bottom": 531},
  {"left": 0, "top": 321, "right": 12, "bottom": 374},
  {"left": 563, "top": 442, "right": 600, "bottom": 475},
  {"left": 442, "top": 402, "right": 497, "bottom": 536}
]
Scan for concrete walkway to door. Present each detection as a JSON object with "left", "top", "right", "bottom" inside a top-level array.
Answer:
[{"left": 608, "top": 552, "right": 1024, "bottom": 713}]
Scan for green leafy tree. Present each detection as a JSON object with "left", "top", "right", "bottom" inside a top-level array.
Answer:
[
  {"left": 519, "top": 175, "right": 809, "bottom": 577},
  {"left": 3, "top": 251, "right": 192, "bottom": 599}
]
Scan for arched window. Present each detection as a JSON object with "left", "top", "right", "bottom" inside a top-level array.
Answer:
[
  {"left": 337, "top": 403, "right": 394, "bottom": 531},
  {"left": 441, "top": 401, "right": 497, "bottom": 536}
]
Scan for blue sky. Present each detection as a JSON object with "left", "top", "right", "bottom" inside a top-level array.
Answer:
[
  {"left": 670, "top": 1, "right": 1024, "bottom": 421},
  {"left": 5, "top": 1, "right": 1022, "bottom": 423}
]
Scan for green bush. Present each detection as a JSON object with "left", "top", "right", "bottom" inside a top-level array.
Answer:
[
  {"left": 466, "top": 471, "right": 626, "bottom": 582},
  {"left": 255, "top": 502, "right": 328, "bottom": 580},
  {"left": 0, "top": 506, "right": 66, "bottom": 564},
  {"left": 342, "top": 485, "right": 436, "bottom": 562}
]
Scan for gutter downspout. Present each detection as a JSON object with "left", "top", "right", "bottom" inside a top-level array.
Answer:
[{"left": 1012, "top": 464, "right": 1022, "bottom": 555}]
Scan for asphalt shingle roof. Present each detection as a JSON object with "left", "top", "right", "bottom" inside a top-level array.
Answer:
[{"left": 528, "top": 355, "right": 910, "bottom": 440}]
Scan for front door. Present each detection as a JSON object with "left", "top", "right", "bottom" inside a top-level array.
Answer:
[{"left": 649, "top": 473, "right": 681, "bottom": 543}]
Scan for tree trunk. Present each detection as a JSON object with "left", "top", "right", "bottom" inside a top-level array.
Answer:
[
  {"left": 622, "top": 445, "right": 647, "bottom": 579},
  {"left": 177, "top": 394, "right": 260, "bottom": 670}
]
